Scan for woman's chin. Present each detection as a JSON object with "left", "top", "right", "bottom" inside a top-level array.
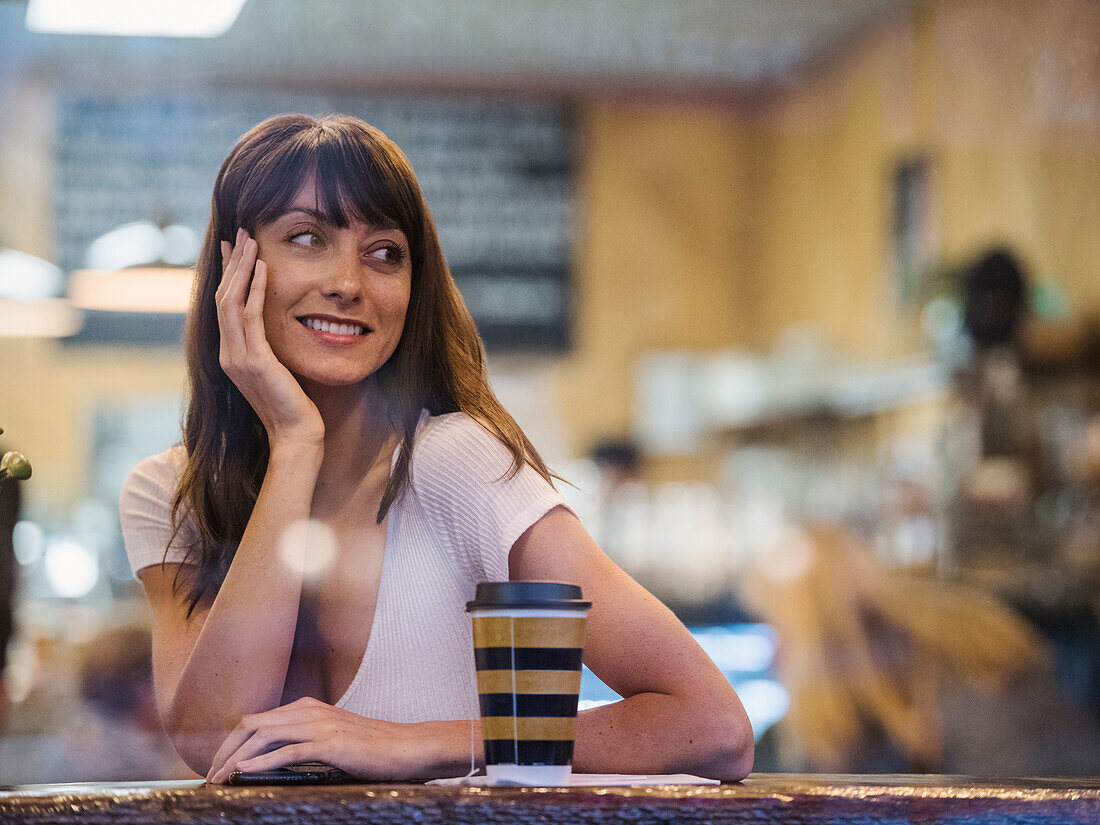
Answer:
[{"left": 294, "top": 369, "right": 376, "bottom": 393}]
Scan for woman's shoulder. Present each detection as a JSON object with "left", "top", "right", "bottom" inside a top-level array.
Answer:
[
  {"left": 121, "top": 445, "right": 187, "bottom": 503},
  {"left": 119, "top": 445, "right": 193, "bottom": 575},
  {"left": 129, "top": 444, "right": 187, "bottom": 480},
  {"left": 412, "top": 412, "right": 511, "bottom": 465},
  {"left": 405, "top": 412, "right": 523, "bottom": 498},
  {"left": 416, "top": 410, "right": 492, "bottom": 439}
]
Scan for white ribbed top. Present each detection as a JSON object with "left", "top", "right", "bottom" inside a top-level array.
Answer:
[{"left": 119, "top": 412, "right": 571, "bottom": 723}]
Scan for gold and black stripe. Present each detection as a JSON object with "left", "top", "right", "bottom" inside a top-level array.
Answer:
[
  {"left": 472, "top": 616, "right": 587, "bottom": 649},
  {"left": 477, "top": 669, "right": 582, "bottom": 694},
  {"left": 479, "top": 693, "right": 580, "bottom": 718},
  {"left": 474, "top": 646, "right": 583, "bottom": 671},
  {"left": 483, "top": 739, "right": 574, "bottom": 766},
  {"left": 472, "top": 614, "right": 587, "bottom": 767}
]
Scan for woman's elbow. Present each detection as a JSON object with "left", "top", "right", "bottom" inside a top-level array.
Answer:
[
  {"left": 702, "top": 705, "right": 754, "bottom": 781},
  {"left": 171, "top": 735, "right": 215, "bottom": 778},
  {"left": 163, "top": 705, "right": 222, "bottom": 776},
  {"left": 719, "top": 734, "right": 755, "bottom": 782}
]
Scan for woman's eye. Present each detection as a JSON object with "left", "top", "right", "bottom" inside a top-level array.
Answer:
[
  {"left": 368, "top": 244, "right": 406, "bottom": 265},
  {"left": 289, "top": 232, "right": 322, "bottom": 248}
]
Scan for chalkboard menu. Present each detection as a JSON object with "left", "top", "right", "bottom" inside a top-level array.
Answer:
[{"left": 56, "top": 93, "right": 575, "bottom": 350}]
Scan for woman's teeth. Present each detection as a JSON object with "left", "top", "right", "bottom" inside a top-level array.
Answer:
[{"left": 302, "top": 318, "right": 364, "bottom": 336}]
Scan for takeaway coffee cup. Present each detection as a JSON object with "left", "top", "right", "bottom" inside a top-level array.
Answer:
[{"left": 467, "top": 581, "right": 591, "bottom": 785}]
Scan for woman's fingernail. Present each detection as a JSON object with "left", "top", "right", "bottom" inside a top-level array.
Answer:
[{"left": 236, "top": 227, "right": 244, "bottom": 241}]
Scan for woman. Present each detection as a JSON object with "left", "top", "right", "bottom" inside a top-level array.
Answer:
[{"left": 120, "top": 114, "right": 753, "bottom": 783}]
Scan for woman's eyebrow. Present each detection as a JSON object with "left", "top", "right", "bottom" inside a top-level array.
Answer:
[
  {"left": 275, "top": 207, "right": 401, "bottom": 233},
  {"left": 275, "top": 207, "right": 332, "bottom": 224}
]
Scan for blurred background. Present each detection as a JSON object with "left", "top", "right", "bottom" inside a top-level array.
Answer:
[{"left": 0, "top": 0, "right": 1098, "bottom": 782}]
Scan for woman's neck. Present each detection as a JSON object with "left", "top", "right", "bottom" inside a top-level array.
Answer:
[{"left": 304, "top": 378, "right": 400, "bottom": 511}]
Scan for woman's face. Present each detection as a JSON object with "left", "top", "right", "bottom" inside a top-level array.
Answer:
[{"left": 250, "top": 177, "right": 412, "bottom": 391}]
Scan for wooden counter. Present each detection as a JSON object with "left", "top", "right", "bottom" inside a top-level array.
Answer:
[{"left": 1, "top": 774, "right": 1098, "bottom": 824}]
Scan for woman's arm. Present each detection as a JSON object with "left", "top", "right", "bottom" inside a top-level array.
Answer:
[
  {"left": 510, "top": 506, "right": 754, "bottom": 781},
  {"left": 137, "top": 232, "right": 326, "bottom": 775},
  {"left": 139, "top": 440, "right": 321, "bottom": 775}
]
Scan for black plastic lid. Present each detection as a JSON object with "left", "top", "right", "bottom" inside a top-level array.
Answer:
[{"left": 466, "top": 581, "right": 591, "bottom": 612}]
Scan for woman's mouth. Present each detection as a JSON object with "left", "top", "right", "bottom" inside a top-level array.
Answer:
[{"left": 299, "top": 316, "right": 367, "bottom": 337}]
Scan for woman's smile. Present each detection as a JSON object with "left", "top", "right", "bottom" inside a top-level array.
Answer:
[{"left": 298, "top": 314, "right": 370, "bottom": 341}]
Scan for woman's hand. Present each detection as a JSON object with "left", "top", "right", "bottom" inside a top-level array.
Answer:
[
  {"left": 217, "top": 229, "right": 324, "bottom": 449},
  {"left": 205, "top": 697, "right": 419, "bottom": 783}
]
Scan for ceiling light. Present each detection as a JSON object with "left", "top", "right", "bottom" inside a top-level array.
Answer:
[
  {"left": 85, "top": 221, "right": 164, "bottom": 271},
  {"left": 25, "top": 0, "right": 247, "bottom": 38},
  {"left": 13, "top": 521, "right": 46, "bottom": 567},
  {"left": 44, "top": 537, "right": 99, "bottom": 600},
  {"left": 69, "top": 268, "right": 193, "bottom": 313},
  {"left": 85, "top": 221, "right": 200, "bottom": 271},
  {"left": 0, "top": 249, "right": 65, "bottom": 301},
  {"left": 0, "top": 298, "right": 82, "bottom": 338}
]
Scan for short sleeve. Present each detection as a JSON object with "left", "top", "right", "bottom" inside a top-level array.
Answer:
[
  {"left": 118, "top": 447, "right": 194, "bottom": 577},
  {"left": 409, "top": 414, "right": 574, "bottom": 582}
]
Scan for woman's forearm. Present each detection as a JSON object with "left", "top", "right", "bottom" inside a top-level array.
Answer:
[
  {"left": 410, "top": 719, "right": 485, "bottom": 779},
  {"left": 414, "top": 693, "right": 753, "bottom": 782},
  {"left": 165, "top": 440, "right": 323, "bottom": 769},
  {"left": 573, "top": 690, "right": 754, "bottom": 781}
]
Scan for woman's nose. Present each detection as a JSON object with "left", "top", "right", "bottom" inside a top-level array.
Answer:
[{"left": 323, "top": 253, "right": 363, "bottom": 303}]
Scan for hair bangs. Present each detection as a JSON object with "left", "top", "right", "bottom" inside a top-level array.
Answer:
[
  {"left": 237, "top": 137, "right": 319, "bottom": 232},
  {"left": 312, "top": 141, "right": 394, "bottom": 231},
  {"left": 313, "top": 128, "right": 421, "bottom": 242}
]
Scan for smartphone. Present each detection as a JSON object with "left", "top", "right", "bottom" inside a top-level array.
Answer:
[{"left": 228, "top": 761, "right": 356, "bottom": 785}]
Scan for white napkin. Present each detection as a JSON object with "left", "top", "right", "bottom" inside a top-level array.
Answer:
[{"left": 428, "top": 773, "right": 718, "bottom": 787}]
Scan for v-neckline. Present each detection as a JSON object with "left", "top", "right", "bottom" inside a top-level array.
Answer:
[
  {"left": 330, "top": 414, "right": 422, "bottom": 708},
  {"left": 331, "top": 503, "right": 395, "bottom": 708}
]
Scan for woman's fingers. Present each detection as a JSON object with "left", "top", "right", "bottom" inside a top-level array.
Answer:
[
  {"left": 209, "top": 721, "right": 334, "bottom": 784},
  {"left": 206, "top": 699, "right": 329, "bottom": 782},
  {"left": 207, "top": 724, "right": 255, "bottom": 782},
  {"left": 222, "top": 234, "right": 258, "bottom": 312},
  {"left": 206, "top": 706, "right": 275, "bottom": 782},
  {"left": 215, "top": 228, "right": 247, "bottom": 301},
  {"left": 241, "top": 259, "right": 269, "bottom": 354},
  {"left": 215, "top": 232, "right": 253, "bottom": 357},
  {"left": 216, "top": 232, "right": 267, "bottom": 375},
  {"left": 225, "top": 742, "right": 318, "bottom": 779}
]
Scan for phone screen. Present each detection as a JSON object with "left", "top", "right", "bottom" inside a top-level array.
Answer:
[{"left": 228, "top": 762, "right": 355, "bottom": 785}]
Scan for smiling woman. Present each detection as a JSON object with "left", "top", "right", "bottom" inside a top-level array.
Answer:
[{"left": 117, "top": 114, "right": 753, "bottom": 785}]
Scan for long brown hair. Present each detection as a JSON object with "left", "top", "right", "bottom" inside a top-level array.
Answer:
[{"left": 171, "top": 113, "right": 554, "bottom": 613}]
